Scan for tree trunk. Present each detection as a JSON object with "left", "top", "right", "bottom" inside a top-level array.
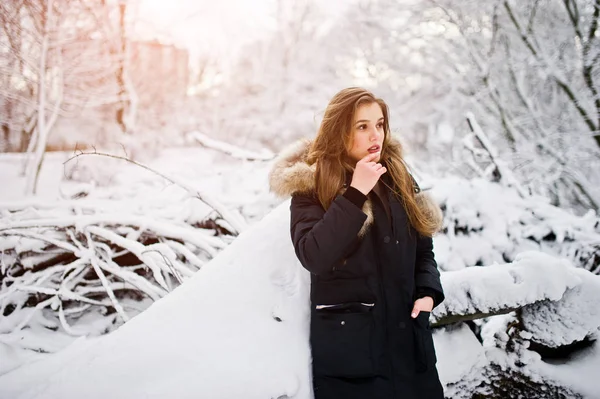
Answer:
[{"left": 24, "top": 0, "right": 53, "bottom": 194}]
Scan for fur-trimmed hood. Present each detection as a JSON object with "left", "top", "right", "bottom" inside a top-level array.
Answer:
[{"left": 268, "top": 139, "right": 443, "bottom": 236}]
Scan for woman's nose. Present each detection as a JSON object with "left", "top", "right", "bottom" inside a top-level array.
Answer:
[{"left": 370, "top": 127, "right": 381, "bottom": 140}]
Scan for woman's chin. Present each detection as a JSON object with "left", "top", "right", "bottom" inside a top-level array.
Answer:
[
  {"left": 349, "top": 151, "right": 381, "bottom": 164},
  {"left": 367, "top": 151, "right": 381, "bottom": 161}
]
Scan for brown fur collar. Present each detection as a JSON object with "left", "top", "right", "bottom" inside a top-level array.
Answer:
[{"left": 268, "top": 138, "right": 443, "bottom": 237}]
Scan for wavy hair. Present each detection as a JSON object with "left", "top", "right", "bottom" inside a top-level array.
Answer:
[{"left": 305, "top": 87, "right": 438, "bottom": 237}]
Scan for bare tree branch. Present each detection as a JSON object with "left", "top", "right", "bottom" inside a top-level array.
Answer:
[{"left": 62, "top": 149, "right": 247, "bottom": 234}]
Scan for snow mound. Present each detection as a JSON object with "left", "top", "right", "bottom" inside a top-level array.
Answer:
[
  {"left": 434, "top": 323, "right": 488, "bottom": 397},
  {"left": 0, "top": 200, "right": 312, "bottom": 399}
]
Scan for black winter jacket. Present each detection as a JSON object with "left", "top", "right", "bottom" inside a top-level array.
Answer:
[{"left": 269, "top": 139, "right": 446, "bottom": 399}]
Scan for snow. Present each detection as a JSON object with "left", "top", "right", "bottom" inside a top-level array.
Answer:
[
  {"left": 433, "top": 251, "right": 582, "bottom": 321},
  {"left": 521, "top": 267, "right": 600, "bottom": 347},
  {"left": 434, "top": 323, "right": 488, "bottom": 397},
  {"left": 434, "top": 251, "right": 600, "bottom": 398},
  {"left": 535, "top": 340, "right": 600, "bottom": 399},
  {"left": 0, "top": 145, "right": 281, "bottom": 378},
  {"left": 2, "top": 196, "right": 599, "bottom": 397},
  {"left": 1, "top": 148, "right": 600, "bottom": 398},
  {"left": 430, "top": 177, "right": 600, "bottom": 273},
  {"left": 0, "top": 201, "right": 313, "bottom": 399},
  {"left": 187, "top": 131, "right": 275, "bottom": 161},
  {"left": 0, "top": 152, "right": 67, "bottom": 202},
  {"left": 0, "top": 144, "right": 279, "bottom": 225}
]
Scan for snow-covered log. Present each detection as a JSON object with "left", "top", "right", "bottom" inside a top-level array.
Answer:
[
  {"left": 433, "top": 250, "right": 600, "bottom": 347},
  {"left": 432, "top": 251, "right": 584, "bottom": 325},
  {"left": 433, "top": 253, "right": 599, "bottom": 399},
  {"left": 187, "top": 131, "right": 275, "bottom": 161}
]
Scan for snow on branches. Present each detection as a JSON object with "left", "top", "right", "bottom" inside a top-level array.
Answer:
[
  {"left": 431, "top": 176, "right": 600, "bottom": 274},
  {"left": 0, "top": 195, "right": 233, "bottom": 339},
  {"left": 432, "top": 251, "right": 600, "bottom": 399}
]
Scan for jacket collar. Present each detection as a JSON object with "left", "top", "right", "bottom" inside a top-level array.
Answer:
[{"left": 268, "top": 139, "right": 442, "bottom": 237}]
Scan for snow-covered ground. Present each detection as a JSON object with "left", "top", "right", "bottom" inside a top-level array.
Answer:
[{"left": 0, "top": 142, "right": 279, "bottom": 223}]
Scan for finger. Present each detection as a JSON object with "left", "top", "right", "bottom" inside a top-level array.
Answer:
[
  {"left": 377, "top": 167, "right": 387, "bottom": 175},
  {"left": 411, "top": 307, "right": 420, "bottom": 318},
  {"left": 359, "top": 152, "right": 380, "bottom": 163}
]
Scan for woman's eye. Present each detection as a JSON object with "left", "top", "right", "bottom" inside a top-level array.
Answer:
[
  {"left": 358, "top": 125, "right": 367, "bottom": 130},
  {"left": 377, "top": 122, "right": 384, "bottom": 128}
]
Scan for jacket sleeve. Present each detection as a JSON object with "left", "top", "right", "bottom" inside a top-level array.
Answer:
[
  {"left": 290, "top": 191, "right": 367, "bottom": 275},
  {"left": 414, "top": 234, "right": 445, "bottom": 309}
]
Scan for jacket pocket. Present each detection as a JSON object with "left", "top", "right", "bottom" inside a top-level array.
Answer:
[
  {"left": 412, "top": 310, "right": 437, "bottom": 373},
  {"left": 310, "top": 302, "right": 376, "bottom": 378}
]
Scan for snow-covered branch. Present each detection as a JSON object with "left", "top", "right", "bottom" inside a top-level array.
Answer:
[
  {"left": 62, "top": 149, "right": 248, "bottom": 234},
  {"left": 0, "top": 191, "right": 237, "bottom": 336},
  {"left": 188, "top": 131, "right": 275, "bottom": 161},
  {"left": 464, "top": 112, "right": 528, "bottom": 197}
]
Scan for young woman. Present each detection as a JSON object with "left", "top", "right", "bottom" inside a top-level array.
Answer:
[{"left": 269, "top": 87, "right": 445, "bottom": 399}]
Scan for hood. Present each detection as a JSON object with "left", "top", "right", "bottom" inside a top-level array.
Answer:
[
  {"left": 268, "top": 138, "right": 443, "bottom": 236},
  {"left": 269, "top": 138, "right": 317, "bottom": 198}
]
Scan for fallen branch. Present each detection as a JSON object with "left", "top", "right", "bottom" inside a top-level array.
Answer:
[{"left": 188, "top": 131, "right": 275, "bottom": 161}]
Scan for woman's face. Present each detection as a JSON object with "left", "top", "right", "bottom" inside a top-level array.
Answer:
[{"left": 348, "top": 102, "right": 385, "bottom": 163}]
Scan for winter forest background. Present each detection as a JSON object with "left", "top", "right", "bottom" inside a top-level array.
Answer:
[{"left": 1, "top": 0, "right": 600, "bottom": 398}]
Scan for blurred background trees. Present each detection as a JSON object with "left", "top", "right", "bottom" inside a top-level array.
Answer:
[{"left": 2, "top": 0, "right": 599, "bottom": 207}]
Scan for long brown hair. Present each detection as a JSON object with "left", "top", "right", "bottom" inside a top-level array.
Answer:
[{"left": 306, "top": 87, "right": 439, "bottom": 237}]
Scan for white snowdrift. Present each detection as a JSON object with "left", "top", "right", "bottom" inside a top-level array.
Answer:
[{"left": 0, "top": 201, "right": 312, "bottom": 399}]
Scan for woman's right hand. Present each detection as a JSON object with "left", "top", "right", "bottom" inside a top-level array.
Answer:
[{"left": 350, "top": 152, "right": 387, "bottom": 195}]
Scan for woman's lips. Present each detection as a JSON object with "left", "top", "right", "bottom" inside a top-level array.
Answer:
[{"left": 368, "top": 145, "right": 381, "bottom": 153}]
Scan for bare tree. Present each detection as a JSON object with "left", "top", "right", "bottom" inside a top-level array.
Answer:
[
  {"left": 431, "top": 0, "right": 600, "bottom": 210},
  {"left": 114, "top": 0, "right": 138, "bottom": 134},
  {"left": 0, "top": 0, "right": 139, "bottom": 193},
  {"left": 337, "top": 0, "right": 600, "bottom": 212}
]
